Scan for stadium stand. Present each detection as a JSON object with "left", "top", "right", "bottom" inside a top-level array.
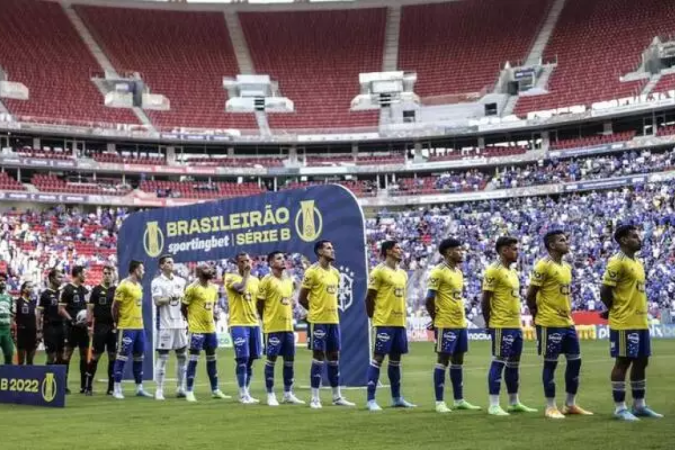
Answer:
[
  {"left": 92, "top": 152, "right": 166, "bottom": 165},
  {"left": 76, "top": 5, "right": 257, "bottom": 130},
  {"left": 139, "top": 180, "right": 263, "bottom": 199},
  {"left": 16, "top": 147, "right": 73, "bottom": 160},
  {"left": 398, "top": 0, "right": 554, "bottom": 98},
  {"left": 181, "top": 157, "right": 284, "bottom": 168},
  {"left": 31, "top": 174, "right": 130, "bottom": 196},
  {"left": 514, "top": 0, "right": 675, "bottom": 116},
  {"left": 0, "top": 171, "right": 25, "bottom": 191},
  {"left": 239, "top": 9, "right": 385, "bottom": 129},
  {"left": 651, "top": 72, "right": 675, "bottom": 94},
  {"left": 550, "top": 131, "right": 636, "bottom": 150},
  {"left": 0, "top": 0, "right": 138, "bottom": 125}
]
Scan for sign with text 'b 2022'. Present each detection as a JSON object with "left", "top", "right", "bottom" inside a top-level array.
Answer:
[{"left": 0, "top": 365, "right": 66, "bottom": 407}]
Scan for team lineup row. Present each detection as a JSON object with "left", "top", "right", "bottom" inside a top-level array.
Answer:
[{"left": 0, "top": 225, "right": 664, "bottom": 419}]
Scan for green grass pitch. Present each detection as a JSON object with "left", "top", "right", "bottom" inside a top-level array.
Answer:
[{"left": 0, "top": 341, "right": 672, "bottom": 450}]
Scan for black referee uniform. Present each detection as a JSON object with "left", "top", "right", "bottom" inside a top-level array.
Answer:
[
  {"left": 38, "top": 287, "right": 65, "bottom": 359},
  {"left": 60, "top": 282, "right": 90, "bottom": 392},
  {"left": 15, "top": 295, "right": 37, "bottom": 357},
  {"left": 85, "top": 283, "right": 117, "bottom": 394}
]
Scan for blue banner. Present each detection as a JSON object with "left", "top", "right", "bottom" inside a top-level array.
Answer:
[
  {"left": 0, "top": 365, "right": 66, "bottom": 408},
  {"left": 117, "top": 185, "right": 369, "bottom": 386}
]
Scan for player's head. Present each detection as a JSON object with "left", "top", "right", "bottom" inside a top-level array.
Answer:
[
  {"left": 543, "top": 230, "right": 569, "bottom": 255},
  {"left": 235, "top": 252, "right": 251, "bottom": 273},
  {"left": 314, "top": 240, "right": 335, "bottom": 262},
  {"left": 129, "top": 260, "right": 145, "bottom": 280},
  {"left": 71, "top": 265, "right": 86, "bottom": 284},
  {"left": 158, "top": 254, "right": 174, "bottom": 275},
  {"left": 614, "top": 224, "right": 642, "bottom": 252},
  {"left": 381, "top": 240, "right": 402, "bottom": 262},
  {"left": 267, "top": 251, "right": 286, "bottom": 271},
  {"left": 48, "top": 268, "right": 64, "bottom": 289},
  {"left": 438, "top": 238, "right": 464, "bottom": 264},
  {"left": 0, "top": 273, "right": 6, "bottom": 292},
  {"left": 102, "top": 265, "right": 115, "bottom": 286},
  {"left": 21, "top": 280, "right": 34, "bottom": 298},
  {"left": 496, "top": 236, "right": 519, "bottom": 264},
  {"left": 196, "top": 263, "right": 215, "bottom": 281}
]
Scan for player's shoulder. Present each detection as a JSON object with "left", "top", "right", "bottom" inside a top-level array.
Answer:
[
  {"left": 224, "top": 272, "right": 241, "bottom": 283},
  {"left": 484, "top": 261, "right": 500, "bottom": 275},
  {"left": 430, "top": 263, "right": 444, "bottom": 275},
  {"left": 370, "top": 263, "right": 384, "bottom": 276},
  {"left": 534, "top": 256, "right": 551, "bottom": 270},
  {"left": 607, "top": 252, "right": 626, "bottom": 267}
]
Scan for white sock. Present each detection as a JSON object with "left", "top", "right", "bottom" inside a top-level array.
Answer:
[
  {"left": 565, "top": 393, "right": 576, "bottom": 406},
  {"left": 155, "top": 354, "right": 168, "bottom": 391},
  {"left": 332, "top": 386, "right": 341, "bottom": 399},
  {"left": 239, "top": 387, "right": 247, "bottom": 398},
  {"left": 311, "top": 388, "right": 320, "bottom": 400},
  {"left": 634, "top": 398, "right": 646, "bottom": 409},
  {"left": 615, "top": 401, "right": 627, "bottom": 412},
  {"left": 546, "top": 397, "right": 556, "bottom": 408},
  {"left": 489, "top": 395, "right": 500, "bottom": 407},
  {"left": 114, "top": 382, "right": 121, "bottom": 393},
  {"left": 176, "top": 354, "right": 187, "bottom": 391},
  {"left": 508, "top": 393, "right": 519, "bottom": 406},
  {"left": 436, "top": 401, "right": 445, "bottom": 406},
  {"left": 136, "top": 383, "right": 144, "bottom": 392}
]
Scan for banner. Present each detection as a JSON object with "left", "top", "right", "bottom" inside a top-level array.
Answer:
[
  {"left": 0, "top": 365, "right": 66, "bottom": 408},
  {"left": 117, "top": 185, "right": 369, "bottom": 386}
]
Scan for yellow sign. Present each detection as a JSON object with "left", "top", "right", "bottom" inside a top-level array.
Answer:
[
  {"left": 295, "top": 200, "right": 322, "bottom": 242},
  {"left": 41, "top": 372, "right": 56, "bottom": 403},
  {"left": 143, "top": 221, "right": 164, "bottom": 257}
]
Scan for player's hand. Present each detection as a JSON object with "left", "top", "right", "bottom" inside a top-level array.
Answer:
[
  {"left": 36, "top": 330, "right": 43, "bottom": 343},
  {"left": 599, "top": 310, "right": 609, "bottom": 320},
  {"left": 426, "top": 321, "right": 435, "bottom": 331}
]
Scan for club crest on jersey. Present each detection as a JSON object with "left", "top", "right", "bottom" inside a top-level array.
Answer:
[
  {"left": 394, "top": 288, "right": 404, "bottom": 297},
  {"left": 338, "top": 266, "right": 354, "bottom": 312}
]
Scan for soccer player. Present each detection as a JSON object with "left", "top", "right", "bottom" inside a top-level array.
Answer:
[
  {"left": 224, "top": 252, "right": 262, "bottom": 404},
  {"left": 59, "top": 265, "right": 90, "bottom": 394},
  {"left": 257, "top": 251, "right": 305, "bottom": 407},
  {"left": 112, "top": 260, "right": 152, "bottom": 399},
  {"left": 526, "top": 231, "right": 592, "bottom": 419},
  {"left": 15, "top": 281, "right": 37, "bottom": 365},
  {"left": 182, "top": 264, "right": 229, "bottom": 402},
  {"left": 299, "top": 240, "right": 355, "bottom": 409},
  {"left": 482, "top": 236, "right": 537, "bottom": 416},
  {"left": 0, "top": 273, "right": 14, "bottom": 365},
  {"left": 36, "top": 268, "right": 65, "bottom": 366},
  {"left": 426, "top": 238, "right": 481, "bottom": 413},
  {"left": 151, "top": 255, "right": 188, "bottom": 400},
  {"left": 365, "top": 240, "right": 416, "bottom": 411},
  {"left": 600, "top": 224, "right": 663, "bottom": 421},
  {"left": 84, "top": 265, "right": 117, "bottom": 395}
]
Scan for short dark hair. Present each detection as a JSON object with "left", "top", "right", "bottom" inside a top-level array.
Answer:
[
  {"left": 235, "top": 252, "right": 249, "bottom": 262},
  {"left": 543, "top": 230, "right": 565, "bottom": 251},
  {"left": 158, "top": 254, "right": 173, "bottom": 265},
  {"left": 614, "top": 224, "right": 637, "bottom": 244},
  {"left": 380, "top": 240, "right": 398, "bottom": 259},
  {"left": 267, "top": 251, "right": 284, "bottom": 264},
  {"left": 128, "top": 260, "right": 143, "bottom": 274},
  {"left": 102, "top": 264, "right": 115, "bottom": 273},
  {"left": 48, "top": 268, "right": 62, "bottom": 282},
  {"left": 438, "top": 238, "right": 462, "bottom": 256},
  {"left": 314, "top": 240, "right": 331, "bottom": 256},
  {"left": 495, "top": 236, "right": 518, "bottom": 253},
  {"left": 20, "top": 281, "right": 31, "bottom": 293},
  {"left": 71, "top": 265, "right": 85, "bottom": 278}
]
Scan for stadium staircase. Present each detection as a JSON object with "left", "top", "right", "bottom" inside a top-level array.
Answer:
[
  {"left": 524, "top": 0, "right": 567, "bottom": 66},
  {"left": 62, "top": 3, "right": 154, "bottom": 129},
  {"left": 0, "top": 100, "right": 8, "bottom": 115},
  {"left": 641, "top": 72, "right": 664, "bottom": 96},
  {"left": 223, "top": 11, "right": 255, "bottom": 75},
  {"left": 382, "top": 6, "right": 402, "bottom": 72}
]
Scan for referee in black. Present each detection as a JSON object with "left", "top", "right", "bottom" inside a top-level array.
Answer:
[
  {"left": 15, "top": 281, "right": 37, "bottom": 365},
  {"left": 84, "top": 265, "right": 117, "bottom": 395},
  {"left": 59, "top": 266, "right": 90, "bottom": 394},
  {"left": 36, "top": 268, "right": 65, "bottom": 366}
]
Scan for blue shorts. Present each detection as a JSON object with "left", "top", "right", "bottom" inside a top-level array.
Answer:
[
  {"left": 491, "top": 328, "right": 523, "bottom": 359},
  {"left": 231, "top": 326, "right": 262, "bottom": 360},
  {"left": 308, "top": 323, "right": 341, "bottom": 352},
  {"left": 264, "top": 332, "right": 295, "bottom": 358},
  {"left": 610, "top": 329, "right": 651, "bottom": 359},
  {"left": 434, "top": 328, "right": 468, "bottom": 355},
  {"left": 373, "top": 326, "right": 408, "bottom": 356},
  {"left": 117, "top": 329, "right": 146, "bottom": 357},
  {"left": 536, "top": 326, "right": 581, "bottom": 360},
  {"left": 189, "top": 332, "right": 218, "bottom": 352}
]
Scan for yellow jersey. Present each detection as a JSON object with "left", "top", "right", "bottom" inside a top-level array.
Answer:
[
  {"left": 301, "top": 263, "right": 340, "bottom": 324},
  {"left": 482, "top": 262, "right": 521, "bottom": 329},
  {"left": 224, "top": 273, "right": 260, "bottom": 327},
  {"left": 602, "top": 252, "right": 648, "bottom": 330},
  {"left": 530, "top": 257, "right": 574, "bottom": 327},
  {"left": 183, "top": 282, "right": 217, "bottom": 334},
  {"left": 368, "top": 263, "right": 407, "bottom": 327},
  {"left": 428, "top": 263, "right": 466, "bottom": 329},
  {"left": 257, "top": 274, "right": 294, "bottom": 333},
  {"left": 114, "top": 279, "right": 143, "bottom": 330}
]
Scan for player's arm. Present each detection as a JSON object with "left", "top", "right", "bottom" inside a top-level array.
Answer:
[
  {"left": 526, "top": 261, "right": 546, "bottom": 319},
  {"left": 229, "top": 271, "right": 250, "bottom": 295},
  {"left": 365, "top": 268, "right": 381, "bottom": 319},
  {"left": 112, "top": 283, "right": 124, "bottom": 326},
  {"left": 57, "top": 288, "right": 73, "bottom": 322},
  {"left": 256, "top": 278, "right": 267, "bottom": 320},
  {"left": 600, "top": 259, "right": 621, "bottom": 318},
  {"left": 86, "top": 286, "right": 97, "bottom": 326},
  {"left": 525, "top": 285, "right": 539, "bottom": 320},
  {"left": 425, "top": 269, "right": 441, "bottom": 324},
  {"left": 36, "top": 294, "right": 44, "bottom": 340},
  {"left": 481, "top": 267, "right": 496, "bottom": 327},
  {"left": 151, "top": 279, "right": 171, "bottom": 306},
  {"left": 298, "top": 269, "right": 313, "bottom": 310},
  {"left": 181, "top": 284, "right": 193, "bottom": 321}
]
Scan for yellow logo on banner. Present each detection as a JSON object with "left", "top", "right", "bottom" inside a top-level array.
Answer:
[
  {"left": 41, "top": 372, "right": 56, "bottom": 403},
  {"left": 295, "top": 200, "right": 323, "bottom": 242},
  {"left": 143, "top": 221, "right": 164, "bottom": 257}
]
